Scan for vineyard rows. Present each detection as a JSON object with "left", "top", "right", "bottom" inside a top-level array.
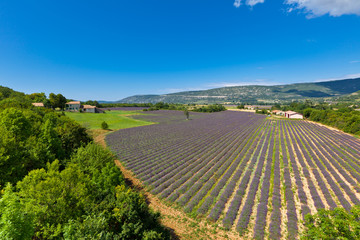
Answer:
[{"left": 107, "top": 110, "right": 360, "bottom": 239}]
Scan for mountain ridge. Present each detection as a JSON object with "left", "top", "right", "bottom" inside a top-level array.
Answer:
[{"left": 117, "top": 78, "right": 360, "bottom": 104}]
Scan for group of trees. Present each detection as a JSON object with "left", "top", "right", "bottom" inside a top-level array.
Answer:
[
  {"left": 0, "top": 86, "right": 69, "bottom": 110},
  {"left": 192, "top": 104, "right": 226, "bottom": 113},
  {"left": 302, "top": 108, "right": 360, "bottom": 135},
  {"left": 0, "top": 88, "right": 169, "bottom": 239},
  {"left": 0, "top": 144, "right": 168, "bottom": 239},
  {"left": 143, "top": 102, "right": 187, "bottom": 111},
  {"left": 0, "top": 107, "right": 92, "bottom": 186},
  {"left": 255, "top": 109, "right": 269, "bottom": 115}
]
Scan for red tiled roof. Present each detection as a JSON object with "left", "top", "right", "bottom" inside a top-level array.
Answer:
[
  {"left": 66, "top": 101, "right": 80, "bottom": 105},
  {"left": 32, "top": 102, "right": 44, "bottom": 107},
  {"left": 83, "top": 105, "right": 96, "bottom": 109}
]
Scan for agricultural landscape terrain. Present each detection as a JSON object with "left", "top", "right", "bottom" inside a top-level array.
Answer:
[{"left": 107, "top": 110, "right": 360, "bottom": 239}]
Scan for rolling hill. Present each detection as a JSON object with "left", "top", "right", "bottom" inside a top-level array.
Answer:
[{"left": 118, "top": 78, "right": 360, "bottom": 104}]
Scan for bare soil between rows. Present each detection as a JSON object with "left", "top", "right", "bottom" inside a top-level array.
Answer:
[{"left": 92, "top": 129, "right": 243, "bottom": 240}]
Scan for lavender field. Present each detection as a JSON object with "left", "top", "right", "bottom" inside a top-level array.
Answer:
[{"left": 106, "top": 110, "right": 360, "bottom": 239}]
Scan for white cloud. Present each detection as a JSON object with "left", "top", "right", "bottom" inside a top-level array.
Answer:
[
  {"left": 286, "top": 0, "right": 360, "bottom": 17},
  {"left": 246, "top": 0, "right": 264, "bottom": 7},
  {"left": 350, "top": 60, "right": 360, "bottom": 64},
  {"left": 315, "top": 73, "right": 360, "bottom": 82},
  {"left": 234, "top": 0, "right": 241, "bottom": 8},
  {"left": 345, "top": 73, "right": 360, "bottom": 79},
  {"left": 233, "top": 0, "right": 264, "bottom": 8}
]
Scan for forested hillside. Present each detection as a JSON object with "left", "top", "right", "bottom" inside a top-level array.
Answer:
[
  {"left": 0, "top": 87, "right": 169, "bottom": 239},
  {"left": 118, "top": 78, "right": 360, "bottom": 104}
]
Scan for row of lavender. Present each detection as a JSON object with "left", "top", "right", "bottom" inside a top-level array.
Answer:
[{"left": 106, "top": 110, "right": 360, "bottom": 239}]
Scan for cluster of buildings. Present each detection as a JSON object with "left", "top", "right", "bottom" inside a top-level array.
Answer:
[
  {"left": 241, "top": 105, "right": 304, "bottom": 119},
  {"left": 271, "top": 110, "right": 303, "bottom": 119},
  {"left": 66, "top": 101, "right": 104, "bottom": 113},
  {"left": 31, "top": 101, "right": 103, "bottom": 113}
]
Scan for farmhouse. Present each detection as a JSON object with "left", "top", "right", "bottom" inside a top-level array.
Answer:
[
  {"left": 83, "top": 105, "right": 96, "bottom": 113},
  {"left": 285, "top": 110, "right": 303, "bottom": 119},
  {"left": 66, "top": 101, "right": 81, "bottom": 111},
  {"left": 32, "top": 102, "right": 44, "bottom": 107},
  {"left": 83, "top": 105, "right": 104, "bottom": 113}
]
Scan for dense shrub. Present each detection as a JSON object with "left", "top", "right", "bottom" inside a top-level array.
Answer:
[
  {"left": 101, "top": 121, "right": 109, "bottom": 130},
  {"left": 301, "top": 206, "right": 360, "bottom": 240}
]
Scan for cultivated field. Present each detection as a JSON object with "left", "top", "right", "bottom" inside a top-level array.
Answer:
[
  {"left": 65, "top": 110, "right": 152, "bottom": 130},
  {"left": 106, "top": 110, "right": 360, "bottom": 239}
]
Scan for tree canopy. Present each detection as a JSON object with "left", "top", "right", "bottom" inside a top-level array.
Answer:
[{"left": 0, "top": 88, "right": 169, "bottom": 239}]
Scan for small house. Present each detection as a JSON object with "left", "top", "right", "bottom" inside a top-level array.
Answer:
[
  {"left": 284, "top": 111, "right": 297, "bottom": 118},
  {"left": 83, "top": 105, "right": 96, "bottom": 113},
  {"left": 285, "top": 111, "right": 303, "bottom": 119},
  {"left": 66, "top": 101, "right": 81, "bottom": 111},
  {"left": 82, "top": 105, "right": 104, "bottom": 113}
]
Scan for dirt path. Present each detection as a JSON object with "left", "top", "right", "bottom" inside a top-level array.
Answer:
[{"left": 93, "top": 130, "right": 243, "bottom": 240}]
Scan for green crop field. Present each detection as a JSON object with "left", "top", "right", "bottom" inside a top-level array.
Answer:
[{"left": 65, "top": 110, "right": 154, "bottom": 130}]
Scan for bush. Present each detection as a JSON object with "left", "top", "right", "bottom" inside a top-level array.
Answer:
[
  {"left": 301, "top": 206, "right": 360, "bottom": 240},
  {"left": 101, "top": 121, "right": 109, "bottom": 130}
]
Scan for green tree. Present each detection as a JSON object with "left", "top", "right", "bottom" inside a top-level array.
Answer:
[
  {"left": 63, "top": 213, "right": 114, "bottom": 240},
  {"left": 237, "top": 104, "right": 245, "bottom": 109},
  {"left": 0, "top": 108, "right": 32, "bottom": 185},
  {"left": 0, "top": 108, "right": 31, "bottom": 140},
  {"left": 28, "top": 92, "right": 47, "bottom": 103},
  {"left": 301, "top": 206, "right": 360, "bottom": 240},
  {"left": 113, "top": 185, "right": 165, "bottom": 239},
  {"left": 0, "top": 183, "right": 35, "bottom": 240},
  {"left": 84, "top": 100, "right": 100, "bottom": 107},
  {"left": 55, "top": 115, "right": 92, "bottom": 159},
  {"left": 49, "top": 93, "right": 67, "bottom": 110},
  {"left": 17, "top": 160, "right": 94, "bottom": 239},
  {"left": 184, "top": 109, "right": 189, "bottom": 120},
  {"left": 303, "top": 108, "right": 314, "bottom": 118},
  {"left": 41, "top": 114, "right": 65, "bottom": 161},
  {"left": 102, "top": 121, "right": 109, "bottom": 130}
]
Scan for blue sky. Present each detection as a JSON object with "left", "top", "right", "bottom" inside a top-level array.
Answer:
[{"left": 0, "top": 0, "right": 360, "bottom": 101}]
